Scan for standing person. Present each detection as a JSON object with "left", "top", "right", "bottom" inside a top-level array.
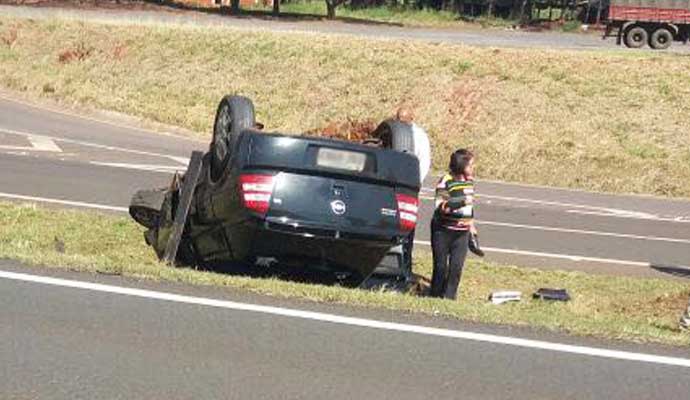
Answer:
[
  {"left": 430, "top": 149, "right": 477, "bottom": 299},
  {"left": 394, "top": 107, "right": 431, "bottom": 277},
  {"left": 395, "top": 107, "right": 431, "bottom": 184}
]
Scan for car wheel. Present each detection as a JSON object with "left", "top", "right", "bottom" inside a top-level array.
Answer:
[
  {"left": 211, "top": 95, "right": 255, "bottom": 181},
  {"left": 649, "top": 28, "right": 673, "bottom": 50},
  {"left": 373, "top": 119, "right": 415, "bottom": 154},
  {"left": 129, "top": 188, "right": 166, "bottom": 229},
  {"left": 624, "top": 26, "right": 648, "bottom": 49}
]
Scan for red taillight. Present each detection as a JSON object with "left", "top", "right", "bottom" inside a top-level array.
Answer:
[
  {"left": 396, "top": 193, "right": 419, "bottom": 232},
  {"left": 239, "top": 174, "right": 275, "bottom": 215}
]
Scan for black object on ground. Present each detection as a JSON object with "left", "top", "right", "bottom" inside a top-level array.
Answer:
[
  {"left": 651, "top": 264, "right": 690, "bottom": 279},
  {"left": 533, "top": 288, "right": 571, "bottom": 302},
  {"left": 161, "top": 150, "right": 204, "bottom": 265},
  {"left": 680, "top": 298, "right": 690, "bottom": 330},
  {"left": 468, "top": 232, "right": 484, "bottom": 257}
]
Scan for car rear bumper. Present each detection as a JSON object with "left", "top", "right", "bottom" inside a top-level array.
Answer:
[{"left": 248, "top": 220, "right": 397, "bottom": 286}]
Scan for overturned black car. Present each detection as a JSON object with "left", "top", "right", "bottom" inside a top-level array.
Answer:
[{"left": 130, "top": 96, "right": 421, "bottom": 287}]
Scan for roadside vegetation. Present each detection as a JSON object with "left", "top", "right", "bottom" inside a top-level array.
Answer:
[
  {"left": 0, "top": 0, "right": 587, "bottom": 28},
  {"left": 1, "top": 17, "right": 690, "bottom": 197},
  {"left": 246, "top": 2, "right": 504, "bottom": 28},
  {"left": 1, "top": 201, "right": 688, "bottom": 346},
  {"left": 246, "top": 1, "right": 578, "bottom": 30}
]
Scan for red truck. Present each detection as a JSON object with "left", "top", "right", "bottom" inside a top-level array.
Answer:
[{"left": 604, "top": 0, "right": 690, "bottom": 49}]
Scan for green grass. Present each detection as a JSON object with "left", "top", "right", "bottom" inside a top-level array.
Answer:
[
  {"left": 1, "top": 17, "right": 690, "bottom": 197},
  {"left": 1, "top": 201, "right": 688, "bottom": 346}
]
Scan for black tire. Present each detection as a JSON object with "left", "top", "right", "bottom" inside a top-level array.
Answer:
[
  {"left": 624, "top": 26, "right": 648, "bottom": 49},
  {"left": 211, "top": 95, "right": 255, "bottom": 180},
  {"left": 649, "top": 28, "right": 673, "bottom": 50},
  {"left": 129, "top": 188, "right": 167, "bottom": 229},
  {"left": 373, "top": 119, "right": 415, "bottom": 154}
]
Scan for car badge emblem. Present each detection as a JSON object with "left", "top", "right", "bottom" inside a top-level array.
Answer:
[{"left": 330, "top": 200, "right": 346, "bottom": 215}]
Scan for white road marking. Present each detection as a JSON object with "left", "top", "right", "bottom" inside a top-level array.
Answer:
[
  {"left": 566, "top": 209, "right": 690, "bottom": 223},
  {"left": 0, "top": 192, "right": 128, "bottom": 212},
  {"left": 1, "top": 269, "right": 689, "bottom": 368},
  {"left": 0, "top": 93, "right": 206, "bottom": 145},
  {"left": 414, "top": 239, "right": 683, "bottom": 268},
  {"left": 419, "top": 193, "right": 690, "bottom": 223},
  {"left": 479, "top": 194, "right": 666, "bottom": 220},
  {"left": 1, "top": 192, "right": 684, "bottom": 268},
  {"left": 168, "top": 156, "right": 192, "bottom": 165},
  {"left": 0, "top": 127, "right": 191, "bottom": 165},
  {"left": 0, "top": 134, "right": 62, "bottom": 152},
  {"left": 477, "top": 220, "right": 690, "bottom": 244},
  {"left": 28, "top": 135, "right": 62, "bottom": 152},
  {"left": 90, "top": 161, "right": 183, "bottom": 173}
]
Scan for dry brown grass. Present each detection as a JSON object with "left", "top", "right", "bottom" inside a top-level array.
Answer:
[{"left": 1, "top": 17, "right": 690, "bottom": 196}]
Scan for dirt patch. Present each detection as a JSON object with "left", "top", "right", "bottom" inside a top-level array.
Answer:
[
  {"left": 306, "top": 118, "right": 378, "bottom": 142},
  {"left": 617, "top": 290, "right": 690, "bottom": 320},
  {"left": 58, "top": 42, "right": 94, "bottom": 63}
]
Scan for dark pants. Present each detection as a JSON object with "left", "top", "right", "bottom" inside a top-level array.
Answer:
[{"left": 430, "top": 222, "right": 469, "bottom": 300}]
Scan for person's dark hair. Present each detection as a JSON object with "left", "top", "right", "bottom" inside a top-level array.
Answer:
[{"left": 449, "top": 149, "right": 474, "bottom": 176}]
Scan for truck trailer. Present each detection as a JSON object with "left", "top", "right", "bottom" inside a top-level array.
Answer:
[{"left": 604, "top": 0, "right": 690, "bottom": 49}]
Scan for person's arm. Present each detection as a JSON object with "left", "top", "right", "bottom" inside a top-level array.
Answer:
[
  {"left": 469, "top": 220, "right": 478, "bottom": 235},
  {"left": 468, "top": 182, "right": 478, "bottom": 234},
  {"left": 435, "top": 177, "right": 450, "bottom": 213}
]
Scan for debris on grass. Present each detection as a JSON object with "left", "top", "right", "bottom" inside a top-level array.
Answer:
[{"left": 306, "top": 118, "right": 378, "bottom": 142}]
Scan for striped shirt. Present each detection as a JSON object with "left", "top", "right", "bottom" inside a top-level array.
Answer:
[{"left": 433, "top": 173, "right": 475, "bottom": 231}]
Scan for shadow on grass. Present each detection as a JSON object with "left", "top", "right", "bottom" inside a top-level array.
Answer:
[
  {"left": 143, "top": 0, "right": 405, "bottom": 27},
  {"left": 194, "top": 259, "right": 415, "bottom": 292},
  {"left": 651, "top": 264, "right": 690, "bottom": 279}
]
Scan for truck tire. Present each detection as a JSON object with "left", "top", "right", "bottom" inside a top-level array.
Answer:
[
  {"left": 649, "top": 28, "right": 673, "bottom": 50},
  {"left": 373, "top": 119, "right": 415, "bottom": 154},
  {"left": 624, "top": 26, "right": 648, "bottom": 48},
  {"left": 211, "top": 95, "right": 255, "bottom": 180}
]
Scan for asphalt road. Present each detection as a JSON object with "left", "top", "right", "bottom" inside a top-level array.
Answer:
[
  {"left": 2, "top": 94, "right": 690, "bottom": 278},
  {"left": 2, "top": 3, "right": 690, "bottom": 52},
  {"left": 2, "top": 263, "right": 690, "bottom": 400}
]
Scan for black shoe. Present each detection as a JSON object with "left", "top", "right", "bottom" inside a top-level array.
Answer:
[{"left": 468, "top": 233, "right": 485, "bottom": 257}]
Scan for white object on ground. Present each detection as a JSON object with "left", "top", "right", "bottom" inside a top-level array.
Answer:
[{"left": 489, "top": 291, "right": 522, "bottom": 305}]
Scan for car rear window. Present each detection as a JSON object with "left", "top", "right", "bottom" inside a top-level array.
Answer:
[
  {"left": 313, "top": 146, "right": 372, "bottom": 173},
  {"left": 243, "top": 133, "right": 419, "bottom": 190}
]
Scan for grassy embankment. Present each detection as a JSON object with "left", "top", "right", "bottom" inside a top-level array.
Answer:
[
  {"left": 1, "top": 202, "right": 688, "bottom": 346},
  {"left": 1, "top": 17, "right": 689, "bottom": 197}
]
